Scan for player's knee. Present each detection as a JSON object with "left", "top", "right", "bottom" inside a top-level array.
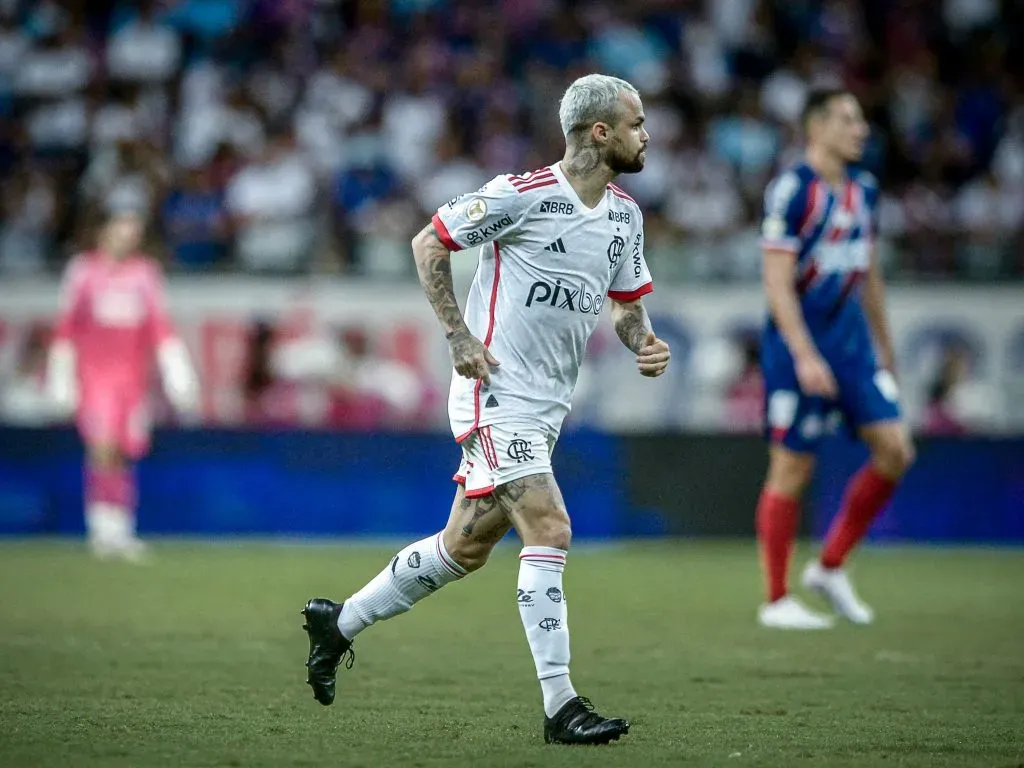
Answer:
[
  {"left": 531, "top": 519, "right": 572, "bottom": 551},
  {"left": 445, "top": 536, "right": 495, "bottom": 573},
  {"left": 874, "top": 438, "right": 915, "bottom": 478},
  {"left": 88, "top": 444, "right": 122, "bottom": 470},
  {"left": 766, "top": 457, "right": 814, "bottom": 498}
]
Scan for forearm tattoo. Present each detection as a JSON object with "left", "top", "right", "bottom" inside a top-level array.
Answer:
[
  {"left": 414, "top": 225, "right": 467, "bottom": 337},
  {"left": 614, "top": 301, "right": 650, "bottom": 354}
]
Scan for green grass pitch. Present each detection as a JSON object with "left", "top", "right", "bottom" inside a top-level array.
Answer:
[{"left": 0, "top": 540, "right": 1021, "bottom": 767}]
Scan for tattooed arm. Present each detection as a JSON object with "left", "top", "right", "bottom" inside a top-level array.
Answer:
[
  {"left": 610, "top": 297, "right": 651, "bottom": 353},
  {"left": 610, "top": 298, "right": 670, "bottom": 377},
  {"left": 412, "top": 223, "right": 499, "bottom": 385}
]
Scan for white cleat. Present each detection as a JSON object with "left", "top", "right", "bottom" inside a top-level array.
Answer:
[
  {"left": 116, "top": 536, "right": 151, "bottom": 564},
  {"left": 758, "top": 595, "right": 835, "bottom": 630},
  {"left": 89, "top": 537, "right": 118, "bottom": 561},
  {"left": 801, "top": 561, "right": 874, "bottom": 625}
]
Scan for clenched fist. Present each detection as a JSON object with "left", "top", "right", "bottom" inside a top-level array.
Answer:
[
  {"left": 448, "top": 328, "right": 500, "bottom": 386},
  {"left": 636, "top": 331, "right": 671, "bottom": 377}
]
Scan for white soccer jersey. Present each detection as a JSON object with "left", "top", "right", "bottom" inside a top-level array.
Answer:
[{"left": 431, "top": 162, "right": 653, "bottom": 441}]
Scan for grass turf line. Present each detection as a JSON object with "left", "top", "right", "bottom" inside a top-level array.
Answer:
[{"left": 0, "top": 540, "right": 1021, "bottom": 767}]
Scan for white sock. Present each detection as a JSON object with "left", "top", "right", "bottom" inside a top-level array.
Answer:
[
  {"left": 338, "top": 532, "right": 466, "bottom": 640},
  {"left": 86, "top": 503, "right": 132, "bottom": 549},
  {"left": 518, "top": 546, "right": 578, "bottom": 717}
]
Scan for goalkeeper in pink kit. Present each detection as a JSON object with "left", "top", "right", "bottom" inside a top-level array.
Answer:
[{"left": 47, "top": 210, "right": 198, "bottom": 560}]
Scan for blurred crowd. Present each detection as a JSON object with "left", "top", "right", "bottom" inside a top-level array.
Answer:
[{"left": 1, "top": 0, "right": 1022, "bottom": 282}]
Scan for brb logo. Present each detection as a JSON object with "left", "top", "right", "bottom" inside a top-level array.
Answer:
[
  {"left": 526, "top": 280, "right": 603, "bottom": 315},
  {"left": 607, "top": 235, "right": 625, "bottom": 270},
  {"left": 540, "top": 200, "right": 574, "bottom": 215}
]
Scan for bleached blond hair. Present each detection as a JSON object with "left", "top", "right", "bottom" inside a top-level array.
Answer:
[{"left": 558, "top": 74, "right": 639, "bottom": 138}]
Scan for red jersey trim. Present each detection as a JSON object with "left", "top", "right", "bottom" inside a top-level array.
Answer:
[
  {"left": 507, "top": 167, "right": 556, "bottom": 193},
  {"left": 798, "top": 179, "right": 824, "bottom": 238},
  {"left": 480, "top": 425, "right": 500, "bottom": 470},
  {"left": 608, "top": 183, "right": 637, "bottom": 204},
  {"left": 431, "top": 213, "right": 462, "bottom": 252},
  {"left": 761, "top": 240, "right": 800, "bottom": 254},
  {"left": 514, "top": 179, "right": 558, "bottom": 194},
  {"left": 796, "top": 262, "right": 820, "bottom": 294},
  {"left": 455, "top": 242, "right": 502, "bottom": 444},
  {"left": 607, "top": 282, "right": 654, "bottom": 302}
]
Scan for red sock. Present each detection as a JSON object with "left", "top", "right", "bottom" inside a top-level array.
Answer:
[
  {"left": 820, "top": 465, "right": 897, "bottom": 569},
  {"left": 756, "top": 489, "right": 800, "bottom": 603},
  {"left": 86, "top": 464, "right": 136, "bottom": 510}
]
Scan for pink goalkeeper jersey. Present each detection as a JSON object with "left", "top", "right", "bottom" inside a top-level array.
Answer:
[{"left": 54, "top": 251, "right": 176, "bottom": 395}]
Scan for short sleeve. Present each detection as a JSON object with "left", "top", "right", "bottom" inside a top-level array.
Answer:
[
  {"left": 431, "top": 175, "right": 526, "bottom": 251},
  {"left": 141, "top": 260, "right": 176, "bottom": 345},
  {"left": 608, "top": 217, "right": 654, "bottom": 302},
  {"left": 855, "top": 170, "right": 880, "bottom": 237},
  {"left": 53, "top": 255, "right": 89, "bottom": 341},
  {"left": 761, "top": 171, "right": 808, "bottom": 254}
]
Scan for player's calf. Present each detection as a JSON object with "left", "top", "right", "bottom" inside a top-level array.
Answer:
[
  {"left": 84, "top": 447, "right": 144, "bottom": 561},
  {"left": 301, "top": 531, "right": 470, "bottom": 705},
  {"left": 498, "top": 473, "right": 628, "bottom": 742},
  {"left": 818, "top": 421, "right": 912, "bottom": 578}
]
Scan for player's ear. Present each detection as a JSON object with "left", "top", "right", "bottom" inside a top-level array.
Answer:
[{"left": 590, "top": 121, "right": 610, "bottom": 146}]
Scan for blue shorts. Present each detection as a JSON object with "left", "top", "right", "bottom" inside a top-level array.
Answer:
[{"left": 760, "top": 329, "right": 901, "bottom": 454}]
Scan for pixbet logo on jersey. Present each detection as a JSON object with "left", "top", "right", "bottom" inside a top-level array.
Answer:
[
  {"left": 525, "top": 279, "right": 604, "bottom": 315},
  {"left": 465, "top": 214, "right": 514, "bottom": 245}
]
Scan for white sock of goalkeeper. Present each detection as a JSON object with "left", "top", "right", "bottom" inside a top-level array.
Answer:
[
  {"left": 518, "top": 546, "right": 578, "bottom": 717},
  {"left": 337, "top": 532, "right": 466, "bottom": 640}
]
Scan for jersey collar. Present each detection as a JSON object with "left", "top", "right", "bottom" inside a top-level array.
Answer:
[{"left": 550, "top": 163, "right": 609, "bottom": 217}]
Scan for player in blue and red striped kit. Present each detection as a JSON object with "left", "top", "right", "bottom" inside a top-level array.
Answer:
[{"left": 756, "top": 88, "right": 915, "bottom": 629}]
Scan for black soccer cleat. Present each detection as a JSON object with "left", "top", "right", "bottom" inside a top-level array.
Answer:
[
  {"left": 543, "top": 696, "right": 630, "bottom": 745},
  {"left": 301, "top": 598, "right": 354, "bottom": 706}
]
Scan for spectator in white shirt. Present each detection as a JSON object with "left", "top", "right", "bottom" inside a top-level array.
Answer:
[
  {"left": 226, "top": 129, "right": 317, "bottom": 273},
  {"left": 106, "top": 1, "right": 182, "bottom": 84}
]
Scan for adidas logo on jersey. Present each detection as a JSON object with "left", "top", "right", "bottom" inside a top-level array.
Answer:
[
  {"left": 485, "top": 394, "right": 499, "bottom": 408},
  {"left": 543, "top": 239, "right": 567, "bottom": 253},
  {"left": 525, "top": 279, "right": 603, "bottom": 315}
]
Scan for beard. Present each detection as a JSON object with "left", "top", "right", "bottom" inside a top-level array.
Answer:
[{"left": 607, "top": 145, "right": 646, "bottom": 174}]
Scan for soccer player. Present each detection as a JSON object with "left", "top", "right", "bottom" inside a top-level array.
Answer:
[
  {"left": 301, "top": 74, "right": 670, "bottom": 744},
  {"left": 756, "top": 88, "right": 915, "bottom": 629},
  {"left": 47, "top": 209, "right": 198, "bottom": 561}
]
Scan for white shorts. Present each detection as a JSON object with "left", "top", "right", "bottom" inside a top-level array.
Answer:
[{"left": 453, "top": 424, "right": 557, "bottom": 498}]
